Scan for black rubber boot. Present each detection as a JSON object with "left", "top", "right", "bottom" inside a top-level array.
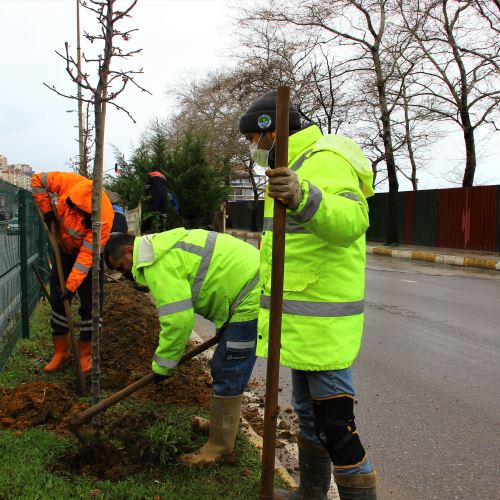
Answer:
[
  {"left": 274, "top": 435, "right": 331, "bottom": 499},
  {"left": 334, "top": 471, "right": 377, "bottom": 500}
]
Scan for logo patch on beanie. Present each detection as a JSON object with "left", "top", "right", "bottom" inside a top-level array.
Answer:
[{"left": 257, "top": 114, "right": 272, "bottom": 129}]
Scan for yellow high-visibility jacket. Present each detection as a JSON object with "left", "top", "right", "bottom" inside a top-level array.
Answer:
[
  {"left": 132, "top": 229, "right": 260, "bottom": 376},
  {"left": 258, "top": 124, "right": 374, "bottom": 370}
]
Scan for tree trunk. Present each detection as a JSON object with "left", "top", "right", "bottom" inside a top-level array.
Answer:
[
  {"left": 90, "top": 0, "right": 112, "bottom": 425},
  {"left": 91, "top": 95, "right": 106, "bottom": 424},
  {"left": 461, "top": 112, "right": 476, "bottom": 187},
  {"left": 403, "top": 86, "right": 418, "bottom": 191},
  {"left": 248, "top": 164, "right": 259, "bottom": 232},
  {"left": 373, "top": 50, "right": 399, "bottom": 244}
]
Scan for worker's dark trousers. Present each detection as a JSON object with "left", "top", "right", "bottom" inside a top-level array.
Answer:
[{"left": 49, "top": 251, "right": 103, "bottom": 341}]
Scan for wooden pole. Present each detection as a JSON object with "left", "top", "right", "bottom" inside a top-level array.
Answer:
[
  {"left": 34, "top": 204, "right": 86, "bottom": 394},
  {"left": 50, "top": 223, "right": 87, "bottom": 395},
  {"left": 76, "top": 0, "right": 87, "bottom": 177},
  {"left": 259, "top": 86, "right": 290, "bottom": 499}
]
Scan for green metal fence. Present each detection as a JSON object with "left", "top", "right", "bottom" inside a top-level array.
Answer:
[{"left": 0, "top": 180, "right": 48, "bottom": 371}]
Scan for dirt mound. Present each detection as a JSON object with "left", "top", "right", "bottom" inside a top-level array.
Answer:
[
  {"left": 101, "top": 281, "right": 212, "bottom": 408},
  {"left": 100, "top": 282, "right": 161, "bottom": 390},
  {"left": 0, "top": 381, "right": 77, "bottom": 429}
]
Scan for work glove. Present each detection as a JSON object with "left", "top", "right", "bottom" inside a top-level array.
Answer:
[
  {"left": 43, "top": 211, "right": 57, "bottom": 227},
  {"left": 153, "top": 372, "right": 171, "bottom": 384},
  {"left": 60, "top": 289, "right": 75, "bottom": 303},
  {"left": 265, "top": 167, "right": 303, "bottom": 210}
]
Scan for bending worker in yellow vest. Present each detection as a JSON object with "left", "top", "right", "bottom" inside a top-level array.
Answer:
[
  {"left": 104, "top": 229, "right": 259, "bottom": 464},
  {"left": 240, "top": 91, "right": 377, "bottom": 500}
]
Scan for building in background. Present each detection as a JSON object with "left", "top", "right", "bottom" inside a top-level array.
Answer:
[
  {"left": 0, "top": 155, "right": 33, "bottom": 191},
  {"left": 228, "top": 167, "right": 266, "bottom": 201}
]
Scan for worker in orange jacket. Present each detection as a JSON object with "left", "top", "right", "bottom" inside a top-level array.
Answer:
[{"left": 31, "top": 172, "right": 114, "bottom": 373}]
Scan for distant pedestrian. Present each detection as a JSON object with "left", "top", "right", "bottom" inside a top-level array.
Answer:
[{"left": 142, "top": 166, "right": 168, "bottom": 233}]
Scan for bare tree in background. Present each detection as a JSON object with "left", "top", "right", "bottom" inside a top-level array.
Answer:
[
  {"left": 244, "top": 0, "right": 411, "bottom": 243},
  {"left": 400, "top": 0, "right": 500, "bottom": 187},
  {"left": 68, "top": 101, "right": 95, "bottom": 177},
  {"left": 44, "top": 0, "right": 149, "bottom": 415}
]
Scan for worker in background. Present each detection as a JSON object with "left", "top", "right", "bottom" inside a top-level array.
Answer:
[
  {"left": 104, "top": 229, "right": 259, "bottom": 464},
  {"left": 32, "top": 172, "right": 114, "bottom": 373},
  {"left": 240, "top": 91, "right": 377, "bottom": 500},
  {"left": 142, "top": 166, "right": 169, "bottom": 233},
  {"left": 105, "top": 190, "right": 128, "bottom": 233}
]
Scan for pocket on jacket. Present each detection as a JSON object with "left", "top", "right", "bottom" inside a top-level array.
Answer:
[{"left": 265, "top": 269, "right": 319, "bottom": 293}]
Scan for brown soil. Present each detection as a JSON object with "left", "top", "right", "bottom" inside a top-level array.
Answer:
[
  {"left": 100, "top": 282, "right": 212, "bottom": 408},
  {"left": 51, "top": 411, "right": 194, "bottom": 481},
  {"left": 0, "top": 280, "right": 213, "bottom": 479},
  {"left": 0, "top": 381, "right": 84, "bottom": 430}
]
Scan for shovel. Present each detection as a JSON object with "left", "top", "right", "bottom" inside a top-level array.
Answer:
[
  {"left": 68, "top": 332, "right": 222, "bottom": 441},
  {"left": 34, "top": 204, "right": 86, "bottom": 395}
]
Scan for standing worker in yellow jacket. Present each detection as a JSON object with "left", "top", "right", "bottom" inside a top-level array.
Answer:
[
  {"left": 240, "top": 91, "right": 377, "bottom": 500},
  {"left": 104, "top": 229, "right": 259, "bottom": 464}
]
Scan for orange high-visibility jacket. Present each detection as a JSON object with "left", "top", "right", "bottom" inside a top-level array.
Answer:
[{"left": 32, "top": 172, "right": 114, "bottom": 292}]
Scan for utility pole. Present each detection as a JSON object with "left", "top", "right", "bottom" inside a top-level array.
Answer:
[{"left": 76, "top": 0, "right": 87, "bottom": 178}]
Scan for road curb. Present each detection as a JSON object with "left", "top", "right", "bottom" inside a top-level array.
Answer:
[
  {"left": 189, "top": 330, "right": 298, "bottom": 490},
  {"left": 367, "top": 245, "right": 500, "bottom": 271},
  {"left": 226, "top": 229, "right": 500, "bottom": 272}
]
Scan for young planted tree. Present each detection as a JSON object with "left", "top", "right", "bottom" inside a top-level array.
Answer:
[
  {"left": 44, "top": 0, "right": 149, "bottom": 414},
  {"left": 400, "top": 0, "right": 500, "bottom": 187}
]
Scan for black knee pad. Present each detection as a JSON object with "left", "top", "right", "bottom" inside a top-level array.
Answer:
[{"left": 313, "top": 395, "right": 366, "bottom": 467}]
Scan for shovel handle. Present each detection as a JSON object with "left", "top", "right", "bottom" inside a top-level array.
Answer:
[{"left": 70, "top": 332, "right": 222, "bottom": 429}]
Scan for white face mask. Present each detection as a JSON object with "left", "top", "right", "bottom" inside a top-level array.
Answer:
[{"left": 249, "top": 133, "right": 275, "bottom": 167}]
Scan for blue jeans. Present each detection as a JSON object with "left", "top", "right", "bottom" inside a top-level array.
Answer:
[
  {"left": 292, "top": 367, "right": 372, "bottom": 474},
  {"left": 210, "top": 319, "right": 257, "bottom": 397}
]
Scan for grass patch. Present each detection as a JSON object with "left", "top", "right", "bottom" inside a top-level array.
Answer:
[{"left": 0, "top": 298, "right": 288, "bottom": 499}]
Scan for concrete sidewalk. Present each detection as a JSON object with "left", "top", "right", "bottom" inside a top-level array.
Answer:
[{"left": 225, "top": 229, "right": 500, "bottom": 272}]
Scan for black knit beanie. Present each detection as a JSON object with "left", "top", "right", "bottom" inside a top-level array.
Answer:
[{"left": 239, "top": 90, "right": 302, "bottom": 134}]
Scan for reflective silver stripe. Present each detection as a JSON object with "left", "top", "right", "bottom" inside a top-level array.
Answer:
[
  {"left": 173, "top": 241, "right": 204, "bottom": 256},
  {"left": 136, "top": 235, "right": 154, "bottom": 264},
  {"left": 153, "top": 354, "right": 179, "bottom": 369},
  {"left": 290, "top": 149, "right": 312, "bottom": 172},
  {"left": 263, "top": 217, "right": 310, "bottom": 234},
  {"left": 79, "top": 326, "right": 93, "bottom": 332},
  {"left": 32, "top": 187, "right": 47, "bottom": 194},
  {"left": 74, "top": 262, "right": 90, "bottom": 273},
  {"left": 293, "top": 181, "right": 322, "bottom": 223},
  {"left": 52, "top": 310, "right": 67, "bottom": 322},
  {"left": 260, "top": 296, "right": 364, "bottom": 317},
  {"left": 226, "top": 340, "right": 256, "bottom": 350},
  {"left": 339, "top": 192, "right": 361, "bottom": 202},
  {"left": 68, "top": 228, "right": 86, "bottom": 238},
  {"left": 230, "top": 271, "right": 260, "bottom": 318},
  {"left": 157, "top": 298, "right": 193, "bottom": 316},
  {"left": 191, "top": 231, "right": 218, "bottom": 304},
  {"left": 41, "top": 172, "right": 48, "bottom": 187},
  {"left": 81, "top": 241, "right": 104, "bottom": 253},
  {"left": 51, "top": 317, "right": 68, "bottom": 328}
]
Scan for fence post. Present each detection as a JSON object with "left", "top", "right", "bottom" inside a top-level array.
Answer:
[{"left": 18, "top": 189, "right": 30, "bottom": 339}]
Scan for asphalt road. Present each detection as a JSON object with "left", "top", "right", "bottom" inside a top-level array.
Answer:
[
  {"left": 196, "top": 255, "right": 500, "bottom": 499},
  {"left": 357, "top": 256, "right": 500, "bottom": 499}
]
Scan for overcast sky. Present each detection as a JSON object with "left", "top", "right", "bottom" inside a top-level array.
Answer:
[{"left": 0, "top": 0, "right": 498, "bottom": 191}]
